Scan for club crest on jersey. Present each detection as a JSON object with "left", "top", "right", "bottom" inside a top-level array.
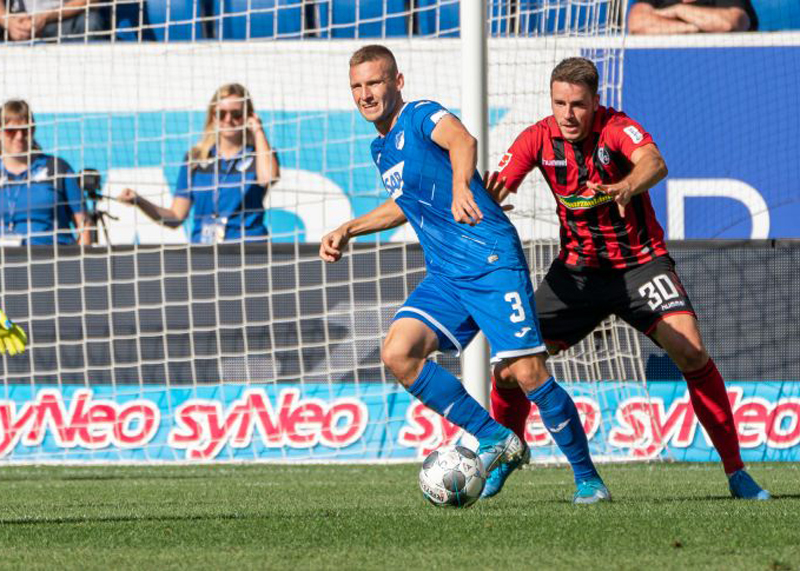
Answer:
[
  {"left": 498, "top": 152, "right": 513, "bottom": 170},
  {"left": 556, "top": 188, "right": 614, "bottom": 211},
  {"left": 382, "top": 161, "right": 404, "bottom": 199},
  {"left": 597, "top": 146, "right": 611, "bottom": 166},
  {"left": 395, "top": 131, "right": 405, "bottom": 150},
  {"left": 31, "top": 167, "right": 49, "bottom": 182}
]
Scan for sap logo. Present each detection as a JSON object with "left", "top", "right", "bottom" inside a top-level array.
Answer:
[{"left": 382, "top": 161, "right": 405, "bottom": 199}]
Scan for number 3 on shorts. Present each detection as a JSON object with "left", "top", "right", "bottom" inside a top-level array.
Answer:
[{"left": 504, "top": 291, "right": 526, "bottom": 323}]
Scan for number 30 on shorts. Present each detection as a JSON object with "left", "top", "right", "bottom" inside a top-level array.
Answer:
[
  {"left": 504, "top": 291, "right": 526, "bottom": 323},
  {"left": 638, "top": 274, "right": 679, "bottom": 310}
]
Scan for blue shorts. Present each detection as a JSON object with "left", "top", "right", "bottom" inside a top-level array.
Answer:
[{"left": 393, "top": 268, "right": 546, "bottom": 363}]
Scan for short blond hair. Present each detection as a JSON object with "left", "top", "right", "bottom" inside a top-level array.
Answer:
[{"left": 349, "top": 44, "right": 398, "bottom": 77}]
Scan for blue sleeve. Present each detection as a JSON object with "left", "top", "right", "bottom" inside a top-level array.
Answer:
[
  {"left": 58, "top": 160, "right": 83, "bottom": 213},
  {"left": 174, "top": 157, "right": 192, "bottom": 200},
  {"left": 408, "top": 100, "right": 452, "bottom": 140}
]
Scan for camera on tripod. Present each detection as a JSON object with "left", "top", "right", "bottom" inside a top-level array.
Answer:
[
  {"left": 78, "top": 168, "right": 117, "bottom": 245},
  {"left": 80, "top": 168, "right": 102, "bottom": 201}
]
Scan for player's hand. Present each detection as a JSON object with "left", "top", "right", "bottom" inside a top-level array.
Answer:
[
  {"left": 319, "top": 227, "right": 350, "bottom": 263},
  {"left": 482, "top": 171, "right": 514, "bottom": 212},
  {"left": 117, "top": 188, "right": 139, "bottom": 206},
  {"left": 587, "top": 180, "right": 634, "bottom": 217},
  {"left": 0, "top": 309, "right": 27, "bottom": 356},
  {"left": 451, "top": 185, "right": 483, "bottom": 226}
]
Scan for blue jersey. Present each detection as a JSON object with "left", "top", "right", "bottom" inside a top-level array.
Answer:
[
  {"left": 175, "top": 145, "right": 268, "bottom": 243},
  {"left": 0, "top": 153, "right": 83, "bottom": 245},
  {"left": 371, "top": 100, "right": 527, "bottom": 279}
]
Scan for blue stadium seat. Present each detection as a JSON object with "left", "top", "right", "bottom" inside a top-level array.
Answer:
[
  {"left": 213, "top": 0, "right": 303, "bottom": 40},
  {"left": 415, "top": 0, "right": 458, "bottom": 37},
  {"left": 114, "top": 0, "right": 157, "bottom": 41},
  {"left": 146, "top": 0, "right": 204, "bottom": 40},
  {"left": 330, "top": 0, "right": 408, "bottom": 38},
  {"left": 752, "top": 0, "right": 800, "bottom": 30},
  {"left": 518, "top": 0, "right": 608, "bottom": 35}
]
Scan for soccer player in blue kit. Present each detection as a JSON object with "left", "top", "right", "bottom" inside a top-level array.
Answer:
[{"left": 319, "top": 45, "right": 609, "bottom": 503}]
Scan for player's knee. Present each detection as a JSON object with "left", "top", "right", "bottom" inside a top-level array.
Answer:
[
  {"left": 505, "top": 353, "right": 551, "bottom": 393},
  {"left": 381, "top": 339, "right": 423, "bottom": 386},
  {"left": 674, "top": 343, "right": 708, "bottom": 373},
  {"left": 492, "top": 364, "right": 516, "bottom": 389}
]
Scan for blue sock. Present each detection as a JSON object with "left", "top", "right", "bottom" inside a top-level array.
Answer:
[
  {"left": 527, "top": 377, "right": 598, "bottom": 482},
  {"left": 407, "top": 360, "right": 499, "bottom": 441}
]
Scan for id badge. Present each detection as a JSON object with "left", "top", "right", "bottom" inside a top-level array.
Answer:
[
  {"left": 199, "top": 216, "right": 228, "bottom": 244},
  {"left": 0, "top": 234, "right": 22, "bottom": 247}
]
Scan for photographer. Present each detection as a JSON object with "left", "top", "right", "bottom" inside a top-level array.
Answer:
[{"left": 0, "top": 99, "right": 90, "bottom": 246}]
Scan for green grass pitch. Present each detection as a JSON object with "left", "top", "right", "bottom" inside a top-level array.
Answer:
[{"left": 0, "top": 463, "right": 797, "bottom": 570}]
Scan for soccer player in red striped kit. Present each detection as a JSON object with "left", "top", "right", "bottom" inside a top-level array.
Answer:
[{"left": 481, "top": 57, "right": 770, "bottom": 500}]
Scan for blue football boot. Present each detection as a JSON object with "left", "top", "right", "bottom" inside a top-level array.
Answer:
[
  {"left": 476, "top": 427, "right": 526, "bottom": 484},
  {"left": 480, "top": 440, "right": 530, "bottom": 498},
  {"left": 728, "top": 469, "right": 771, "bottom": 500},
  {"left": 573, "top": 476, "right": 611, "bottom": 505}
]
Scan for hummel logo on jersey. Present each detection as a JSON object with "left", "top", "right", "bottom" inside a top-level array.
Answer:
[
  {"left": 548, "top": 419, "right": 571, "bottom": 433},
  {"left": 395, "top": 131, "right": 405, "bottom": 150},
  {"left": 542, "top": 159, "right": 568, "bottom": 167},
  {"left": 382, "top": 161, "right": 404, "bottom": 199},
  {"left": 514, "top": 327, "right": 531, "bottom": 338},
  {"left": 624, "top": 125, "right": 644, "bottom": 144}
]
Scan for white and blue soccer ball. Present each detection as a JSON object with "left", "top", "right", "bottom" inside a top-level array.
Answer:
[{"left": 418, "top": 445, "right": 487, "bottom": 508}]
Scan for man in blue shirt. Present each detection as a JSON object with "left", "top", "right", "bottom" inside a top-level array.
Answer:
[{"left": 320, "top": 45, "right": 609, "bottom": 503}]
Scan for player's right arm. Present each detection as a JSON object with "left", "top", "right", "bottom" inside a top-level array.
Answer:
[
  {"left": 484, "top": 124, "right": 543, "bottom": 205},
  {"left": 319, "top": 199, "right": 407, "bottom": 263}
]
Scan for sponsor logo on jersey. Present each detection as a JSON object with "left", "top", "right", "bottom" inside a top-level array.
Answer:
[
  {"left": 498, "top": 152, "right": 513, "bottom": 170},
  {"left": 624, "top": 125, "right": 644, "bottom": 144},
  {"left": 556, "top": 188, "right": 615, "bottom": 210},
  {"left": 542, "top": 158, "right": 568, "bottom": 167},
  {"left": 395, "top": 130, "right": 405, "bottom": 150},
  {"left": 597, "top": 146, "right": 611, "bottom": 166},
  {"left": 514, "top": 326, "right": 531, "bottom": 338},
  {"left": 430, "top": 109, "right": 448, "bottom": 125},
  {"left": 487, "top": 254, "right": 499, "bottom": 263},
  {"left": 381, "top": 161, "right": 404, "bottom": 199}
]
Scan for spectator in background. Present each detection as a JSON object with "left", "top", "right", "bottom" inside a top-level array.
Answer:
[
  {"left": 628, "top": 0, "right": 757, "bottom": 34},
  {"left": 0, "top": 0, "right": 107, "bottom": 41},
  {"left": 119, "top": 83, "right": 280, "bottom": 244},
  {"left": 0, "top": 99, "right": 90, "bottom": 245}
]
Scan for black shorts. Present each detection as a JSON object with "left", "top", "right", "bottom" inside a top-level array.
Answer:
[{"left": 535, "top": 255, "right": 696, "bottom": 350}]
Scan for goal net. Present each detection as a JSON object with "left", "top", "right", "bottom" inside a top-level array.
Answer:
[{"left": 0, "top": 0, "right": 671, "bottom": 463}]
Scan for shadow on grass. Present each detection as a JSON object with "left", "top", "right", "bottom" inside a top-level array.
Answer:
[
  {"left": 0, "top": 472, "right": 217, "bottom": 483},
  {"left": 0, "top": 512, "right": 248, "bottom": 526}
]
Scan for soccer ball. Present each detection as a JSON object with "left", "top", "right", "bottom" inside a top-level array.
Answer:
[{"left": 418, "top": 445, "right": 487, "bottom": 508}]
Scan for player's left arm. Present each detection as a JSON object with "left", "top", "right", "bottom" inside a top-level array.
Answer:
[
  {"left": 587, "top": 143, "right": 667, "bottom": 214},
  {"left": 430, "top": 115, "right": 483, "bottom": 226}
]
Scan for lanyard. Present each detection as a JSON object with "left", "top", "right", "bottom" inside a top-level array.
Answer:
[{"left": 1, "top": 170, "right": 25, "bottom": 234}]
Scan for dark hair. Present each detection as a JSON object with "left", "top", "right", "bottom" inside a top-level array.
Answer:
[
  {"left": 349, "top": 44, "right": 399, "bottom": 77},
  {"left": 550, "top": 57, "right": 599, "bottom": 96}
]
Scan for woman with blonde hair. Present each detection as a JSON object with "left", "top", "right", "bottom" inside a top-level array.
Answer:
[
  {"left": 0, "top": 98, "right": 89, "bottom": 246},
  {"left": 120, "top": 83, "right": 280, "bottom": 243}
]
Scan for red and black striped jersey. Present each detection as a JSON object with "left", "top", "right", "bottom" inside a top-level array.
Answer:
[{"left": 498, "top": 106, "right": 668, "bottom": 270}]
